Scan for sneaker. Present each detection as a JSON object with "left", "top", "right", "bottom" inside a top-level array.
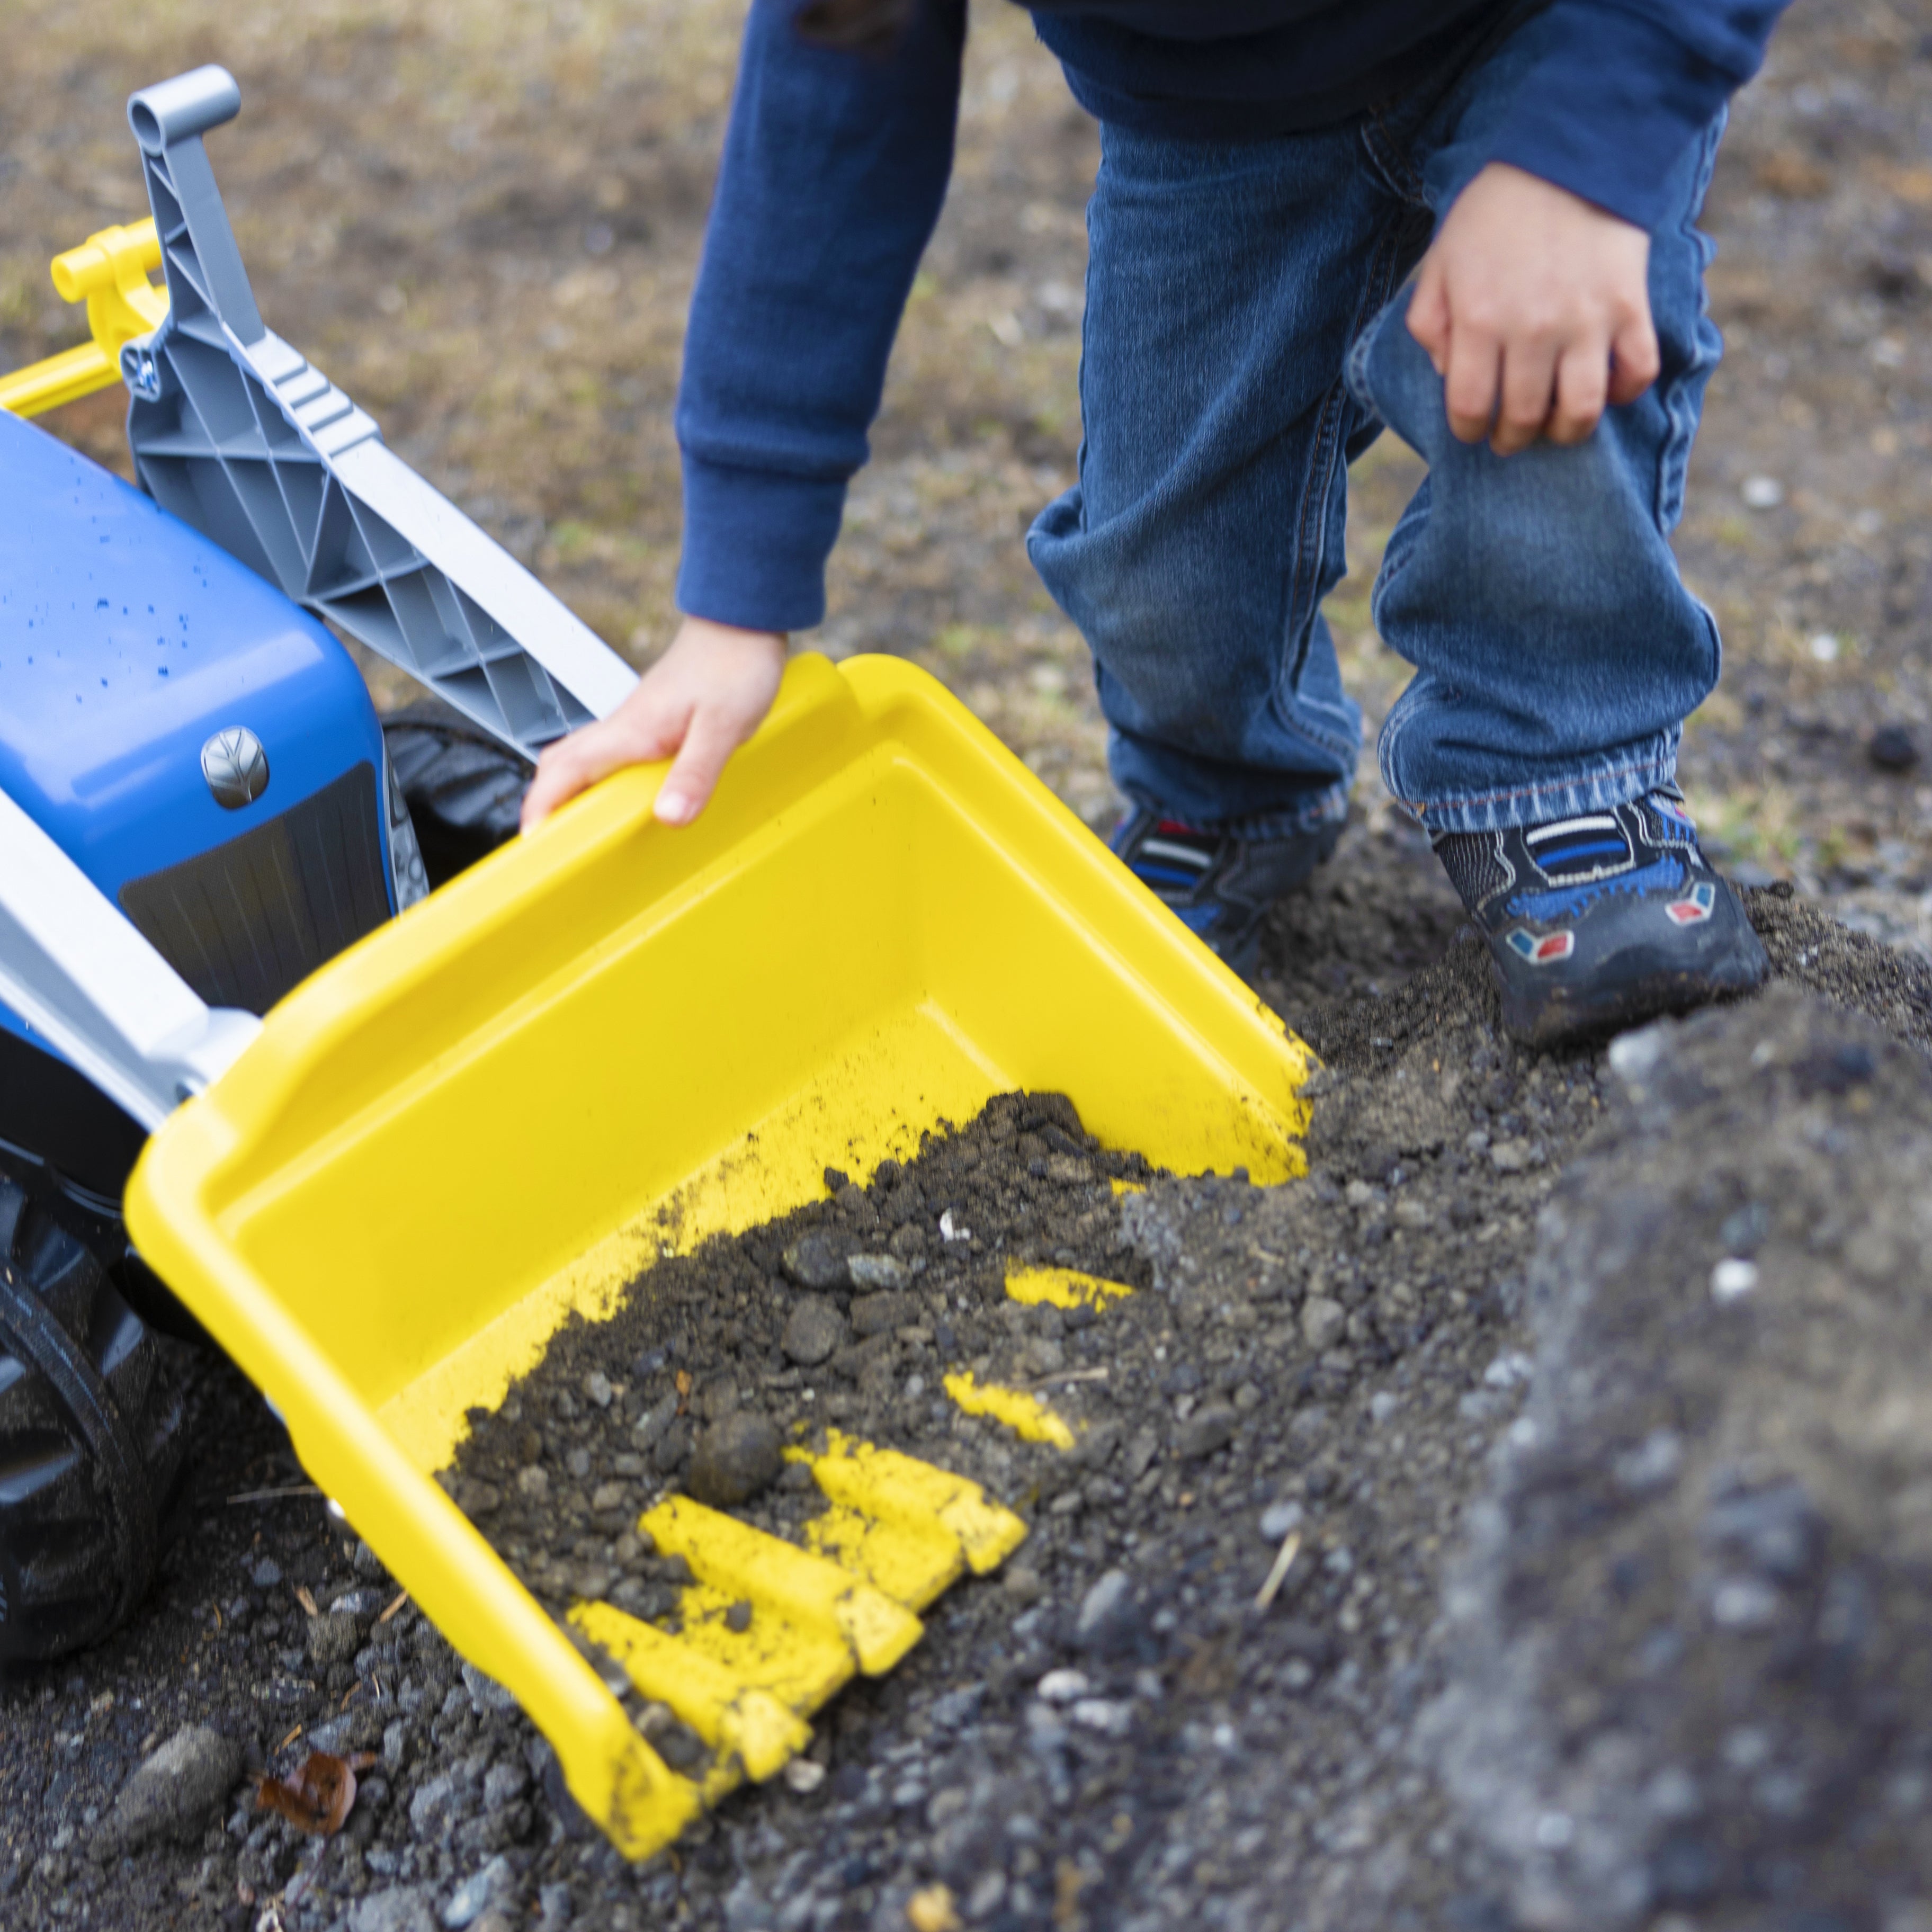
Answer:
[
  {"left": 1111, "top": 807, "right": 1342, "bottom": 970},
  {"left": 1434, "top": 790, "right": 1768, "bottom": 1048}
]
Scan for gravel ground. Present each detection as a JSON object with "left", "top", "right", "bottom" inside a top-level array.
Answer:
[{"left": 7, "top": 849, "right": 1932, "bottom": 1932}]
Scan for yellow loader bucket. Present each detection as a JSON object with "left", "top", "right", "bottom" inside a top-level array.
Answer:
[{"left": 124, "top": 654, "right": 1314, "bottom": 1856}]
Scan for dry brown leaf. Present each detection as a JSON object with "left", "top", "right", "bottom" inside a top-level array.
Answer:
[
  {"left": 294, "top": 1585, "right": 319, "bottom": 1618},
  {"left": 254, "top": 1750, "right": 357, "bottom": 1837}
]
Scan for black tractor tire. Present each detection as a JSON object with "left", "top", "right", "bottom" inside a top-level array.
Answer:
[
  {"left": 381, "top": 706, "right": 532, "bottom": 890},
  {"left": 0, "top": 1173, "right": 195, "bottom": 1667}
]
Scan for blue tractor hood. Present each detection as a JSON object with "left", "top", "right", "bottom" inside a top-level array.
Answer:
[{"left": 0, "top": 408, "right": 386, "bottom": 904}]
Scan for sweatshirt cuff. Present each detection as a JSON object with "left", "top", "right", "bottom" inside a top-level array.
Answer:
[
  {"left": 675, "top": 454, "right": 849, "bottom": 634},
  {"left": 1483, "top": 5, "right": 1734, "bottom": 233}
]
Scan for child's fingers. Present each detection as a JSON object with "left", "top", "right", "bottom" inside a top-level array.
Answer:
[
  {"left": 1405, "top": 267, "right": 1453, "bottom": 375},
  {"left": 1491, "top": 338, "right": 1561, "bottom": 456},
  {"left": 520, "top": 726, "right": 613, "bottom": 832},
  {"left": 1607, "top": 308, "right": 1662, "bottom": 407},
  {"left": 1444, "top": 329, "right": 1503, "bottom": 445},
  {"left": 1548, "top": 345, "right": 1611, "bottom": 446},
  {"left": 519, "top": 705, "right": 684, "bottom": 832},
  {"left": 653, "top": 704, "right": 755, "bottom": 828}
]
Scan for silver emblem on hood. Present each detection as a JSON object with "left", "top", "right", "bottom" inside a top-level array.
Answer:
[{"left": 201, "top": 727, "right": 270, "bottom": 809}]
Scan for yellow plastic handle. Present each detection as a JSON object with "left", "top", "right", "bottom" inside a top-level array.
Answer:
[
  {"left": 50, "top": 219, "right": 163, "bottom": 303},
  {"left": 0, "top": 218, "right": 169, "bottom": 419}
]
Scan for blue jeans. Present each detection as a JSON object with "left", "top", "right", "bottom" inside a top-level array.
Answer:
[{"left": 1027, "top": 5, "right": 1727, "bottom": 837}]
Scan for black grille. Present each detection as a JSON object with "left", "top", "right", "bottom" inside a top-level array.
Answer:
[{"left": 120, "top": 763, "right": 391, "bottom": 1015}]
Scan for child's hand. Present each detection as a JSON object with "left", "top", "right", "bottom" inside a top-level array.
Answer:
[
  {"left": 519, "top": 617, "right": 788, "bottom": 832},
  {"left": 1406, "top": 162, "right": 1660, "bottom": 457}
]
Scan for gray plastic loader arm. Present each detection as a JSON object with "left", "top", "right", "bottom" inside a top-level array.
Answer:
[
  {"left": 120, "top": 67, "right": 640, "bottom": 761},
  {"left": 0, "top": 794, "right": 260, "bottom": 1132}
]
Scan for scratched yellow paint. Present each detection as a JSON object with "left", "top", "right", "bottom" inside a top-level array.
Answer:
[
  {"left": 942, "top": 1370, "right": 1077, "bottom": 1449},
  {"left": 1004, "top": 1265, "right": 1137, "bottom": 1312}
]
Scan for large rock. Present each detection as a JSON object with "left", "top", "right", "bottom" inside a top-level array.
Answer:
[
  {"left": 1424, "top": 989, "right": 1932, "bottom": 1928},
  {"left": 96, "top": 1723, "right": 243, "bottom": 1857},
  {"left": 686, "top": 1411, "right": 783, "bottom": 1508}
]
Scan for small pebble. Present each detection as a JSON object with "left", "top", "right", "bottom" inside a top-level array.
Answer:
[
  {"left": 1173, "top": 1403, "right": 1238, "bottom": 1461},
  {"left": 1301, "top": 1296, "right": 1346, "bottom": 1353},
  {"left": 781, "top": 1231, "right": 850, "bottom": 1291},
  {"left": 1868, "top": 723, "right": 1920, "bottom": 772},
  {"left": 782, "top": 1298, "right": 846, "bottom": 1367},
  {"left": 1711, "top": 1257, "right": 1759, "bottom": 1303},
  {"left": 851, "top": 1291, "right": 918, "bottom": 1337},
  {"left": 1741, "top": 474, "right": 1784, "bottom": 509},
  {"left": 1035, "top": 1670, "right": 1089, "bottom": 1708},
  {"left": 1003, "top": 1565, "right": 1042, "bottom": 1604},
  {"left": 724, "top": 1600, "right": 753, "bottom": 1634},
  {"left": 1489, "top": 1137, "right": 1536, "bottom": 1173},
  {"left": 1710, "top": 1576, "right": 1781, "bottom": 1630},
  {"left": 906, "top": 1885, "right": 962, "bottom": 1932},
  {"left": 1260, "top": 1500, "right": 1303, "bottom": 1542}
]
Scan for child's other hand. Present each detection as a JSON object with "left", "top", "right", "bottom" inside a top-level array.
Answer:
[
  {"left": 519, "top": 616, "right": 788, "bottom": 832},
  {"left": 1406, "top": 162, "right": 1660, "bottom": 457}
]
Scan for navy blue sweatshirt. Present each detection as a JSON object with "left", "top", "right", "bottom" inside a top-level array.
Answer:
[{"left": 675, "top": 0, "right": 1786, "bottom": 634}]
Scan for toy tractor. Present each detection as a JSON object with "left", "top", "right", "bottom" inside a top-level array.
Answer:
[{"left": 0, "top": 65, "right": 639, "bottom": 1665}]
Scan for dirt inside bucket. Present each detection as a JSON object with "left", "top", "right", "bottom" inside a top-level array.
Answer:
[{"left": 440, "top": 1095, "right": 1164, "bottom": 1694}]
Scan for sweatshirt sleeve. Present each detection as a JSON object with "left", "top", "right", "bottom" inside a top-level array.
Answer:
[
  {"left": 674, "top": 0, "right": 967, "bottom": 633},
  {"left": 1485, "top": 0, "right": 1790, "bottom": 231}
]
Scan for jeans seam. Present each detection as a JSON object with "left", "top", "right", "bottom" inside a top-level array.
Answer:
[
  {"left": 1652, "top": 113, "right": 1727, "bottom": 534},
  {"left": 1280, "top": 221, "right": 1408, "bottom": 709},
  {"left": 1362, "top": 109, "right": 1428, "bottom": 207}
]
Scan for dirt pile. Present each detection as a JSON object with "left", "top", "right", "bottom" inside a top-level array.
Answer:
[{"left": 1426, "top": 984, "right": 1932, "bottom": 1930}]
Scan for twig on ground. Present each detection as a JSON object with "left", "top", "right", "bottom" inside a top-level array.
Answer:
[
  {"left": 1254, "top": 1531, "right": 1302, "bottom": 1613},
  {"left": 1014, "top": 1367, "right": 1111, "bottom": 1393}
]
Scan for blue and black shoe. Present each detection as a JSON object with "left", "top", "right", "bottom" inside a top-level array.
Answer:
[
  {"left": 1112, "top": 807, "right": 1343, "bottom": 971},
  {"left": 1434, "top": 789, "right": 1768, "bottom": 1048}
]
